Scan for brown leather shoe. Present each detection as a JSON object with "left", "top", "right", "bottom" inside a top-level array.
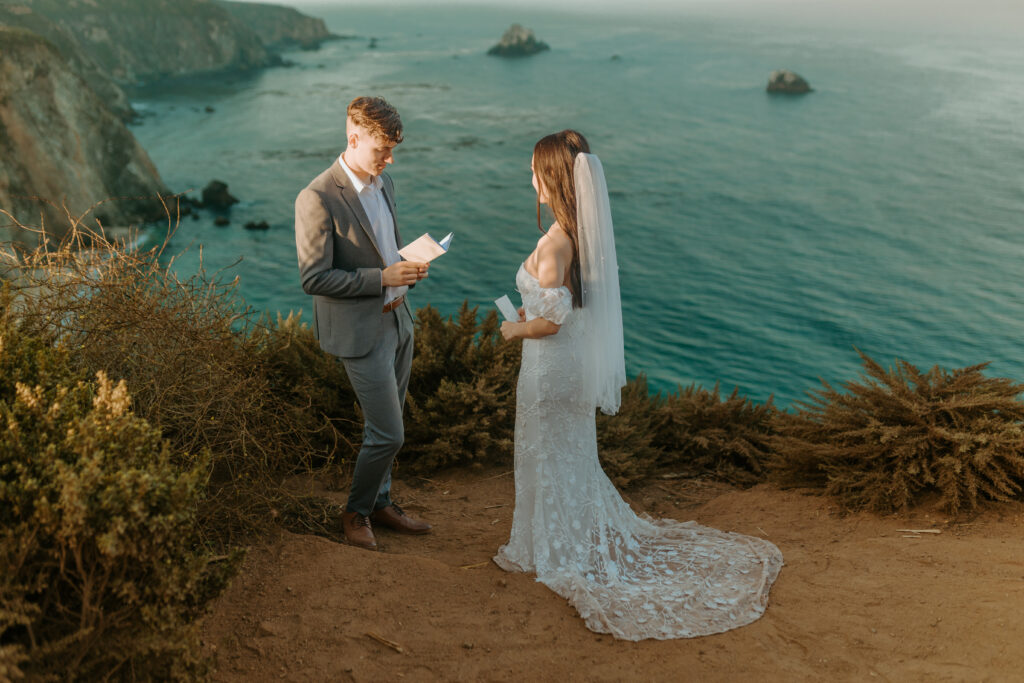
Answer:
[
  {"left": 370, "top": 503, "right": 432, "bottom": 535},
  {"left": 341, "top": 511, "right": 377, "bottom": 550}
]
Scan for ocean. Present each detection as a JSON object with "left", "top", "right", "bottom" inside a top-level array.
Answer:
[{"left": 128, "top": 4, "right": 1024, "bottom": 405}]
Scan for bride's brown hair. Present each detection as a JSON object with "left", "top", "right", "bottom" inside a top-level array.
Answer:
[{"left": 533, "top": 129, "right": 590, "bottom": 308}]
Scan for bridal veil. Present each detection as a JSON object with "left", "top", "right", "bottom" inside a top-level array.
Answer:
[{"left": 575, "top": 153, "right": 627, "bottom": 416}]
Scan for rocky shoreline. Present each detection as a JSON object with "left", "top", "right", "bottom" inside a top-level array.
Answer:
[{"left": 0, "top": 0, "right": 335, "bottom": 236}]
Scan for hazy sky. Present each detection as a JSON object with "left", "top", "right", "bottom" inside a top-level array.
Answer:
[{"left": 249, "top": 0, "right": 1023, "bottom": 35}]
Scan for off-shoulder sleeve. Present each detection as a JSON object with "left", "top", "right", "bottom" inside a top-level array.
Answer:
[{"left": 535, "top": 286, "right": 573, "bottom": 325}]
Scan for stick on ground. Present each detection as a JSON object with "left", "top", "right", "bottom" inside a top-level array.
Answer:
[{"left": 365, "top": 632, "right": 405, "bottom": 653}]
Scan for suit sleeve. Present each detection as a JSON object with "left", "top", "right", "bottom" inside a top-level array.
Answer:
[{"left": 295, "top": 188, "right": 383, "bottom": 299}]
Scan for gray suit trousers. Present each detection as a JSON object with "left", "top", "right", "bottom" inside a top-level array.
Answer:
[{"left": 341, "top": 303, "right": 414, "bottom": 516}]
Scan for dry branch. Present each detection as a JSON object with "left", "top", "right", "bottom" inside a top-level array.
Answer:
[{"left": 365, "top": 632, "right": 406, "bottom": 653}]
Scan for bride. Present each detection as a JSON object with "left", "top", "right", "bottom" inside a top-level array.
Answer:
[{"left": 494, "top": 130, "right": 783, "bottom": 640}]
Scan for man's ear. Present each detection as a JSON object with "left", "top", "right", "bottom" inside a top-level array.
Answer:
[{"left": 347, "top": 130, "right": 359, "bottom": 148}]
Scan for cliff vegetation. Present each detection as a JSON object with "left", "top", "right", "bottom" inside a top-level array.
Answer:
[{"left": 1, "top": 207, "right": 1023, "bottom": 677}]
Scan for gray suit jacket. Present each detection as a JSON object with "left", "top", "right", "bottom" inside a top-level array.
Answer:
[{"left": 295, "top": 160, "right": 407, "bottom": 358}]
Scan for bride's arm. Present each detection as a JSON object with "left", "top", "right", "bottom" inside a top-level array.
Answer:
[
  {"left": 502, "top": 312, "right": 561, "bottom": 341},
  {"left": 501, "top": 241, "right": 568, "bottom": 341}
]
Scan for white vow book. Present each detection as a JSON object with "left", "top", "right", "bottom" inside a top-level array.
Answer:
[
  {"left": 494, "top": 295, "right": 520, "bottom": 322},
  {"left": 399, "top": 232, "right": 453, "bottom": 262}
]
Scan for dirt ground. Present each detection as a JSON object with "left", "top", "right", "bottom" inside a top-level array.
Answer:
[{"left": 199, "top": 467, "right": 1024, "bottom": 682}]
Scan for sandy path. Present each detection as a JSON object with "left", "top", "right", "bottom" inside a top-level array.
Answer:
[{"left": 200, "top": 469, "right": 1024, "bottom": 682}]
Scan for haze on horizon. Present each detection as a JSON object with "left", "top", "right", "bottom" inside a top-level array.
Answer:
[{"left": 250, "top": 0, "right": 1023, "bottom": 34}]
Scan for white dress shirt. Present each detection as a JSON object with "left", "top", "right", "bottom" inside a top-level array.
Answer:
[{"left": 338, "top": 153, "right": 407, "bottom": 304}]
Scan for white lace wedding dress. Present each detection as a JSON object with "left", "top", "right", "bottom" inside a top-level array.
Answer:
[{"left": 494, "top": 264, "right": 784, "bottom": 640}]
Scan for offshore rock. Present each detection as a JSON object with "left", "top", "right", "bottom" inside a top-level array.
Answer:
[
  {"left": 0, "top": 27, "right": 169, "bottom": 237},
  {"left": 766, "top": 70, "right": 813, "bottom": 94},
  {"left": 201, "top": 182, "right": 239, "bottom": 210},
  {"left": 487, "top": 24, "right": 550, "bottom": 58},
  {"left": 214, "top": 1, "right": 336, "bottom": 51}
]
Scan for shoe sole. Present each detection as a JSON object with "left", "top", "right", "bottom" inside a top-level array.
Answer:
[
  {"left": 343, "top": 537, "right": 378, "bottom": 551},
  {"left": 373, "top": 525, "right": 432, "bottom": 535}
]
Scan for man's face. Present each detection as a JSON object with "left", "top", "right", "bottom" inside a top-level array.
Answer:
[{"left": 347, "top": 124, "right": 397, "bottom": 177}]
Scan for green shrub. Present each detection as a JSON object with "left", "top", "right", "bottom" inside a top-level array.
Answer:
[
  {"left": 402, "top": 303, "right": 521, "bottom": 470},
  {"left": 247, "top": 302, "right": 524, "bottom": 475},
  {"left": 0, "top": 305, "right": 221, "bottom": 680},
  {"left": 254, "top": 310, "right": 360, "bottom": 464},
  {"left": 4, "top": 225, "right": 342, "bottom": 545},
  {"left": 771, "top": 351, "right": 1024, "bottom": 513}
]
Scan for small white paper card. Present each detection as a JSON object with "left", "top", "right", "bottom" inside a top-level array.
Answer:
[
  {"left": 494, "top": 295, "right": 519, "bottom": 322},
  {"left": 399, "top": 232, "right": 453, "bottom": 263}
]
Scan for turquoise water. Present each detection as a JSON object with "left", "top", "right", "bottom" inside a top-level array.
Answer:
[{"left": 129, "top": 5, "right": 1024, "bottom": 405}]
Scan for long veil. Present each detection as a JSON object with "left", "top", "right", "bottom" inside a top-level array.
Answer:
[{"left": 575, "top": 153, "right": 626, "bottom": 415}]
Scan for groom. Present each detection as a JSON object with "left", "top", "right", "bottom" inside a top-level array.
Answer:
[{"left": 294, "top": 96, "right": 431, "bottom": 550}]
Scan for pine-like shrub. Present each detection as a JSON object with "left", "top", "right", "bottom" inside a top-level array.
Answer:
[
  {"left": 596, "top": 378, "right": 775, "bottom": 488},
  {"left": 402, "top": 303, "right": 521, "bottom": 469},
  {"left": 0, "top": 304, "right": 220, "bottom": 680},
  {"left": 771, "top": 351, "right": 1024, "bottom": 513},
  {"left": 254, "top": 311, "right": 361, "bottom": 464},
  {"left": 653, "top": 383, "right": 776, "bottom": 487},
  {"left": 596, "top": 376, "right": 663, "bottom": 486}
]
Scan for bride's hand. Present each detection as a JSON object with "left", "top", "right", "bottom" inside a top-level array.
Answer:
[
  {"left": 517, "top": 307, "right": 525, "bottom": 322},
  {"left": 500, "top": 321, "right": 519, "bottom": 341}
]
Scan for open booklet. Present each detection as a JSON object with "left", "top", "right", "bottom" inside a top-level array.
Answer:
[
  {"left": 494, "top": 294, "right": 520, "bottom": 322},
  {"left": 398, "top": 232, "right": 453, "bottom": 263}
]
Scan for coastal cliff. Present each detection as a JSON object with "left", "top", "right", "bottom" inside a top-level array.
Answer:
[
  {"left": 0, "top": 4, "right": 132, "bottom": 119},
  {"left": 1, "top": 0, "right": 274, "bottom": 85},
  {"left": 215, "top": 0, "right": 335, "bottom": 50},
  {"left": 0, "top": 27, "right": 168, "bottom": 235},
  {"left": 0, "top": 0, "right": 335, "bottom": 237}
]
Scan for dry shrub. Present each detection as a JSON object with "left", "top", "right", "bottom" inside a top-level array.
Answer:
[
  {"left": 1, "top": 210, "right": 336, "bottom": 546},
  {"left": 254, "top": 310, "right": 360, "bottom": 464},
  {"left": 653, "top": 383, "right": 776, "bottom": 486},
  {"left": 0, "top": 295, "right": 224, "bottom": 680},
  {"left": 597, "top": 378, "right": 775, "bottom": 488},
  {"left": 771, "top": 350, "right": 1024, "bottom": 513},
  {"left": 402, "top": 303, "right": 521, "bottom": 470},
  {"left": 596, "top": 376, "right": 663, "bottom": 487}
]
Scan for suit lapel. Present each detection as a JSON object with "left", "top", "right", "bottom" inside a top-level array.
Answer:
[{"left": 330, "top": 160, "right": 383, "bottom": 261}]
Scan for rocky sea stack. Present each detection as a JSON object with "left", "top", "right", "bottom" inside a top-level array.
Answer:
[
  {"left": 487, "top": 24, "right": 549, "bottom": 58},
  {"left": 767, "top": 70, "right": 813, "bottom": 94},
  {"left": 201, "top": 181, "right": 240, "bottom": 210}
]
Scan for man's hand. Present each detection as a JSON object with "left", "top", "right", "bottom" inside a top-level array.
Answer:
[{"left": 382, "top": 261, "right": 428, "bottom": 287}]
